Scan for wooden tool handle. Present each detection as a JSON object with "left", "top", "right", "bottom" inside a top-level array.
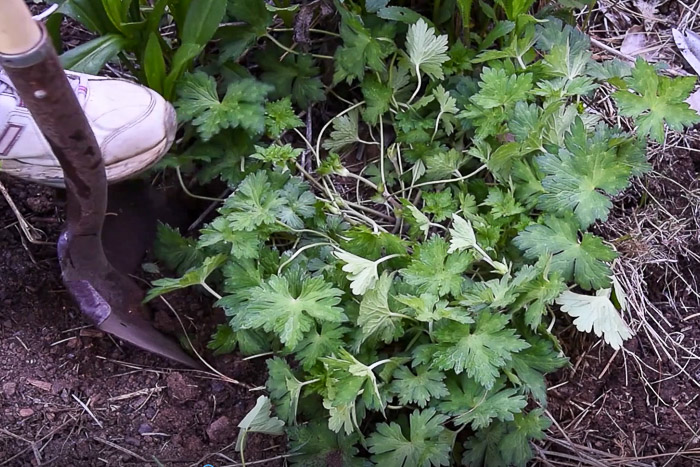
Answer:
[{"left": 0, "top": 0, "right": 42, "bottom": 55}]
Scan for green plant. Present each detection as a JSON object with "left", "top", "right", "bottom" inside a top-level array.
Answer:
[
  {"left": 141, "top": 1, "right": 698, "bottom": 465},
  {"left": 54, "top": 0, "right": 227, "bottom": 98}
]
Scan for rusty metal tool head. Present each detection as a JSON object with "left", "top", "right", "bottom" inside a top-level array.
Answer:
[{"left": 0, "top": 19, "right": 200, "bottom": 368}]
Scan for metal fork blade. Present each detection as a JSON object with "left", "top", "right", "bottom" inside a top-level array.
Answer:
[{"left": 98, "top": 312, "right": 202, "bottom": 368}]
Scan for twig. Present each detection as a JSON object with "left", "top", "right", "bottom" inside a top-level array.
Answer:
[
  {"left": 188, "top": 188, "right": 232, "bottom": 232},
  {"left": 0, "top": 179, "right": 50, "bottom": 245},
  {"left": 157, "top": 295, "right": 254, "bottom": 389},
  {"left": 108, "top": 386, "right": 165, "bottom": 402},
  {"left": 93, "top": 436, "right": 150, "bottom": 462},
  {"left": 72, "top": 394, "right": 103, "bottom": 428}
]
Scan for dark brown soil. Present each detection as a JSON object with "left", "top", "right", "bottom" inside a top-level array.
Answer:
[{"left": 0, "top": 175, "right": 284, "bottom": 466}]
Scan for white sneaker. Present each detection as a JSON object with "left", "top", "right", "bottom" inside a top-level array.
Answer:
[{"left": 0, "top": 68, "right": 177, "bottom": 188}]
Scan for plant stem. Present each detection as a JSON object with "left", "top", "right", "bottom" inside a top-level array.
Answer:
[
  {"left": 118, "top": 51, "right": 139, "bottom": 77},
  {"left": 293, "top": 128, "right": 319, "bottom": 166},
  {"left": 200, "top": 281, "right": 222, "bottom": 301},
  {"left": 375, "top": 253, "right": 402, "bottom": 265},
  {"left": 394, "top": 164, "right": 488, "bottom": 194},
  {"left": 316, "top": 101, "right": 366, "bottom": 161},
  {"left": 408, "top": 66, "right": 422, "bottom": 104},
  {"left": 269, "top": 27, "right": 341, "bottom": 38},
  {"left": 242, "top": 352, "right": 275, "bottom": 361},
  {"left": 432, "top": 110, "right": 444, "bottom": 142},
  {"left": 432, "top": 0, "right": 443, "bottom": 23},
  {"left": 582, "top": 0, "right": 598, "bottom": 32},
  {"left": 264, "top": 33, "right": 334, "bottom": 60},
  {"left": 342, "top": 200, "right": 394, "bottom": 222},
  {"left": 343, "top": 171, "right": 379, "bottom": 191},
  {"left": 274, "top": 220, "right": 338, "bottom": 243},
  {"left": 239, "top": 430, "right": 247, "bottom": 467},
  {"left": 368, "top": 359, "right": 393, "bottom": 371},
  {"left": 379, "top": 115, "right": 388, "bottom": 192},
  {"left": 176, "top": 167, "right": 226, "bottom": 202},
  {"left": 277, "top": 242, "right": 333, "bottom": 274}
]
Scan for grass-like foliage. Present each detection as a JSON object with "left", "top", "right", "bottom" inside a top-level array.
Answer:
[{"left": 62, "top": 0, "right": 699, "bottom": 465}]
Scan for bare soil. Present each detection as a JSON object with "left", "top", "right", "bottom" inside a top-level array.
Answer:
[{"left": 0, "top": 176, "right": 284, "bottom": 466}]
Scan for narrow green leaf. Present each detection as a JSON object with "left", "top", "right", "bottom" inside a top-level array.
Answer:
[
  {"left": 163, "top": 43, "right": 204, "bottom": 99},
  {"left": 145, "top": 0, "right": 170, "bottom": 35},
  {"left": 180, "top": 0, "right": 227, "bottom": 46},
  {"left": 57, "top": 0, "right": 115, "bottom": 34},
  {"left": 456, "top": 0, "right": 473, "bottom": 34},
  {"left": 143, "top": 32, "right": 166, "bottom": 94},
  {"left": 59, "top": 34, "right": 127, "bottom": 75},
  {"left": 377, "top": 7, "right": 425, "bottom": 24},
  {"left": 101, "top": 0, "right": 127, "bottom": 33}
]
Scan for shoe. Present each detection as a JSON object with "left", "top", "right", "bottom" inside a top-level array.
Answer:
[{"left": 0, "top": 68, "right": 177, "bottom": 188}]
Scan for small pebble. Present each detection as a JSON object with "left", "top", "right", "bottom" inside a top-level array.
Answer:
[
  {"left": 166, "top": 372, "right": 201, "bottom": 404},
  {"left": 3, "top": 382, "right": 17, "bottom": 397},
  {"left": 210, "top": 381, "right": 226, "bottom": 393},
  {"left": 125, "top": 437, "right": 141, "bottom": 447},
  {"left": 206, "top": 416, "right": 232, "bottom": 443},
  {"left": 138, "top": 423, "right": 152, "bottom": 435},
  {"left": 19, "top": 408, "right": 34, "bottom": 417}
]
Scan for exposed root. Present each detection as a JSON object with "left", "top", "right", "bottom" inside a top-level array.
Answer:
[{"left": 0, "top": 179, "right": 51, "bottom": 245}]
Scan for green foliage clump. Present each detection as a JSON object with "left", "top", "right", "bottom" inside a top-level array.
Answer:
[{"left": 64, "top": 0, "right": 699, "bottom": 465}]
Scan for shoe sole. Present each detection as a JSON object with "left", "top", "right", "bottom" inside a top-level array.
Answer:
[{"left": 1, "top": 104, "right": 176, "bottom": 189}]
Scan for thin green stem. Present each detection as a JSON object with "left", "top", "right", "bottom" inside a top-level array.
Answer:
[
  {"left": 274, "top": 220, "right": 338, "bottom": 243},
  {"left": 265, "top": 33, "right": 334, "bottom": 60},
  {"left": 242, "top": 352, "right": 275, "bottom": 361},
  {"left": 395, "top": 164, "right": 488, "bottom": 194},
  {"left": 431, "top": 111, "right": 444, "bottom": 142},
  {"left": 315, "top": 102, "right": 366, "bottom": 160},
  {"left": 293, "top": 124, "right": 341, "bottom": 208},
  {"left": 300, "top": 378, "right": 321, "bottom": 386},
  {"left": 200, "top": 281, "right": 222, "bottom": 301},
  {"left": 240, "top": 430, "right": 247, "bottom": 467},
  {"left": 294, "top": 162, "right": 332, "bottom": 199},
  {"left": 118, "top": 51, "right": 139, "bottom": 76},
  {"left": 368, "top": 359, "right": 393, "bottom": 372},
  {"left": 269, "top": 27, "right": 341, "bottom": 37},
  {"left": 432, "top": 0, "right": 443, "bottom": 23},
  {"left": 277, "top": 242, "right": 333, "bottom": 274},
  {"left": 582, "top": 0, "right": 598, "bottom": 32},
  {"left": 375, "top": 253, "right": 402, "bottom": 265},
  {"left": 342, "top": 209, "right": 389, "bottom": 233},
  {"left": 176, "top": 167, "right": 226, "bottom": 202},
  {"left": 343, "top": 171, "right": 379, "bottom": 191},
  {"left": 293, "top": 128, "right": 319, "bottom": 166},
  {"left": 394, "top": 144, "right": 406, "bottom": 194},
  {"left": 379, "top": 115, "right": 388, "bottom": 192},
  {"left": 408, "top": 66, "right": 422, "bottom": 104},
  {"left": 430, "top": 222, "right": 448, "bottom": 232},
  {"left": 343, "top": 200, "right": 394, "bottom": 222}
]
